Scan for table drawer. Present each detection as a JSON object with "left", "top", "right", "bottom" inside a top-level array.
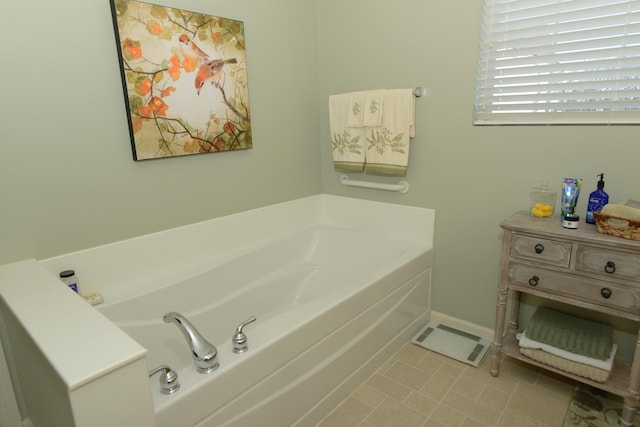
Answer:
[
  {"left": 575, "top": 245, "right": 640, "bottom": 281},
  {"left": 510, "top": 234, "right": 572, "bottom": 267},
  {"left": 508, "top": 263, "right": 640, "bottom": 313}
]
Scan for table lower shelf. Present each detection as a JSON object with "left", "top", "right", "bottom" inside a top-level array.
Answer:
[{"left": 499, "top": 330, "right": 632, "bottom": 398}]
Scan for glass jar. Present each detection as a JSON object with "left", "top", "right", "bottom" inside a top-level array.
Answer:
[
  {"left": 530, "top": 182, "right": 557, "bottom": 219},
  {"left": 59, "top": 270, "right": 80, "bottom": 294}
]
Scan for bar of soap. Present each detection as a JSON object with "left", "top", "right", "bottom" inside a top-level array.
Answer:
[{"left": 83, "top": 292, "right": 105, "bottom": 306}]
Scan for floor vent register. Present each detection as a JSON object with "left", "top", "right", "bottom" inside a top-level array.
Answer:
[{"left": 411, "top": 322, "right": 490, "bottom": 367}]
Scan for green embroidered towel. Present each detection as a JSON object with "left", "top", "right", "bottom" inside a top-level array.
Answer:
[{"left": 524, "top": 307, "right": 613, "bottom": 361}]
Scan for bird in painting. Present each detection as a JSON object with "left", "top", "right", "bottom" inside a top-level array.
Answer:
[
  {"left": 195, "top": 58, "right": 238, "bottom": 95},
  {"left": 178, "top": 34, "right": 210, "bottom": 62}
]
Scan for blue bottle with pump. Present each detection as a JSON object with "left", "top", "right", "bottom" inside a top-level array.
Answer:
[{"left": 586, "top": 173, "right": 609, "bottom": 224}]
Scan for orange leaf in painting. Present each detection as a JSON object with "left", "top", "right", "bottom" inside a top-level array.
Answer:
[
  {"left": 132, "top": 118, "right": 143, "bottom": 133},
  {"left": 214, "top": 138, "right": 225, "bottom": 151},
  {"left": 161, "top": 87, "right": 176, "bottom": 98},
  {"left": 183, "top": 140, "right": 198, "bottom": 153},
  {"left": 212, "top": 32, "right": 222, "bottom": 44},
  {"left": 149, "top": 96, "right": 168, "bottom": 116},
  {"left": 168, "top": 56, "right": 181, "bottom": 81},
  {"left": 223, "top": 121, "right": 236, "bottom": 135},
  {"left": 122, "top": 38, "right": 142, "bottom": 60},
  {"left": 182, "top": 56, "right": 196, "bottom": 72},
  {"left": 135, "top": 78, "right": 151, "bottom": 96},
  {"left": 146, "top": 20, "right": 163, "bottom": 36},
  {"left": 137, "top": 105, "right": 152, "bottom": 118},
  {"left": 199, "top": 141, "right": 213, "bottom": 152},
  {"left": 168, "top": 66, "right": 180, "bottom": 80}
]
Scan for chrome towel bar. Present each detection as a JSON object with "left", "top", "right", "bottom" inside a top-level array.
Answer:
[{"left": 340, "top": 175, "right": 409, "bottom": 193}]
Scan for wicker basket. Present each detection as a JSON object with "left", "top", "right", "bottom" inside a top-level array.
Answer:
[{"left": 593, "top": 211, "right": 640, "bottom": 240}]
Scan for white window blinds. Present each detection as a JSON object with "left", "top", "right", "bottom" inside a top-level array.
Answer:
[{"left": 475, "top": 0, "right": 640, "bottom": 124}]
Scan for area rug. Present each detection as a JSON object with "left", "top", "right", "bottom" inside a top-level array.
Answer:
[{"left": 563, "top": 385, "right": 640, "bottom": 426}]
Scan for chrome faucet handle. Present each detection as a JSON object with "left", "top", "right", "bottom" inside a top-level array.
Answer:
[
  {"left": 148, "top": 365, "right": 180, "bottom": 395},
  {"left": 232, "top": 316, "right": 257, "bottom": 354}
]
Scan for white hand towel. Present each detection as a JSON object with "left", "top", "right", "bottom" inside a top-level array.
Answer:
[
  {"left": 365, "top": 89, "right": 415, "bottom": 177},
  {"left": 329, "top": 93, "right": 365, "bottom": 173},
  {"left": 347, "top": 91, "right": 365, "bottom": 127},
  {"left": 363, "top": 90, "right": 384, "bottom": 126}
]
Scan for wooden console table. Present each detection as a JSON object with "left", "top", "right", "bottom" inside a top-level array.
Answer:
[{"left": 491, "top": 211, "right": 640, "bottom": 427}]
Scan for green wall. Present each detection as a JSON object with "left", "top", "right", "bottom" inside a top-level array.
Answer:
[
  {"left": 0, "top": 0, "right": 321, "bottom": 263},
  {"left": 1, "top": 0, "right": 639, "bottom": 331},
  {"left": 317, "top": 0, "right": 640, "bottom": 329}
]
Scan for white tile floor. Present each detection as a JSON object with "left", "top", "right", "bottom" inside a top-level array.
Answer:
[{"left": 316, "top": 342, "right": 580, "bottom": 427}]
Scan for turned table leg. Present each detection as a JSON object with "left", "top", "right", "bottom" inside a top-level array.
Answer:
[
  {"left": 620, "top": 330, "right": 640, "bottom": 427},
  {"left": 491, "top": 287, "right": 508, "bottom": 377}
]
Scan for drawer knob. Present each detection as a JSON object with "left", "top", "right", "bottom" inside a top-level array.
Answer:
[
  {"left": 534, "top": 244, "right": 544, "bottom": 254},
  {"left": 604, "top": 261, "right": 616, "bottom": 274},
  {"left": 601, "top": 288, "right": 612, "bottom": 299},
  {"left": 528, "top": 276, "right": 539, "bottom": 286}
]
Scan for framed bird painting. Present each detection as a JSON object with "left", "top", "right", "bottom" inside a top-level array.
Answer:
[{"left": 109, "top": 0, "right": 252, "bottom": 160}]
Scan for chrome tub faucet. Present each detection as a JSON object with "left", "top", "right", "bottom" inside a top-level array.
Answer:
[{"left": 163, "top": 312, "right": 219, "bottom": 374}]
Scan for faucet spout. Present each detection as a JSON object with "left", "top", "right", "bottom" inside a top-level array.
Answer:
[{"left": 163, "top": 312, "right": 219, "bottom": 374}]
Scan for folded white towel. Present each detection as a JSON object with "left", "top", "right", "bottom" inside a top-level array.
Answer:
[
  {"left": 365, "top": 89, "right": 415, "bottom": 177},
  {"left": 347, "top": 91, "right": 365, "bottom": 127},
  {"left": 363, "top": 90, "right": 384, "bottom": 126},
  {"left": 518, "top": 331, "right": 617, "bottom": 371},
  {"left": 329, "top": 93, "right": 365, "bottom": 173}
]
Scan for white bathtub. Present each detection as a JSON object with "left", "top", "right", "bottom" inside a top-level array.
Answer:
[
  {"left": 99, "top": 225, "right": 433, "bottom": 426},
  {"left": 1, "top": 194, "right": 434, "bottom": 427}
]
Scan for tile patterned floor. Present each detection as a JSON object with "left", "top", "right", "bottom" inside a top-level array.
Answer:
[{"left": 316, "top": 342, "right": 577, "bottom": 427}]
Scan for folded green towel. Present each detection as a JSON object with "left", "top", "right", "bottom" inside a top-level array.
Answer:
[{"left": 525, "top": 307, "right": 613, "bottom": 361}]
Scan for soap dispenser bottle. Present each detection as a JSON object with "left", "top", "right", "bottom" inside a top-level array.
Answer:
[{"left": 586, "top": 173, "right": 609, "bottom": 224}]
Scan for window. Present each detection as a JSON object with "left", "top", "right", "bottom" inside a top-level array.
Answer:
[{"left": 475, "top": 0, "right": 640, "bottom": 125}]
